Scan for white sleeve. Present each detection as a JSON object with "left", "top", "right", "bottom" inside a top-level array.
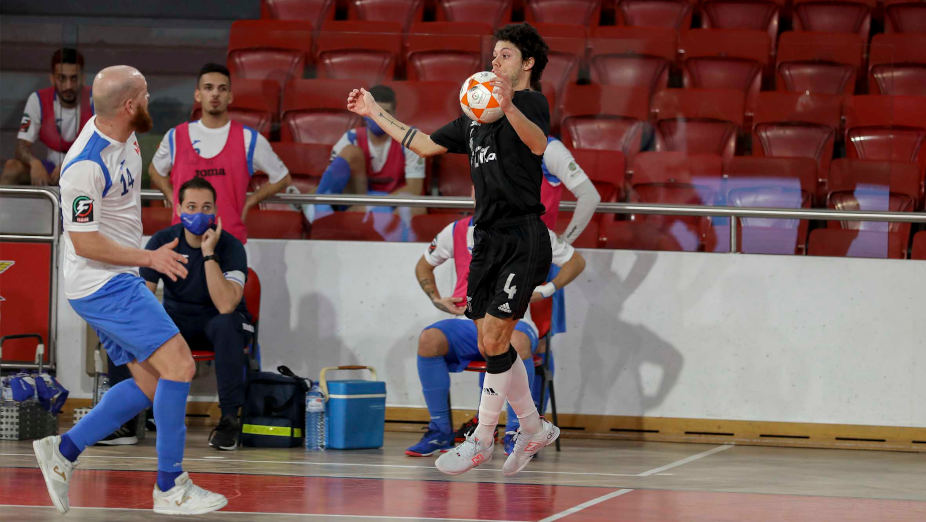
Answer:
[
  {"left": 150, "top": 129, "right": 174, "bottom": 177},
  {"left": 16, "top": 93, "right": 41, "bottom": 143},
  {"left": 224, "top": 269, "right": 245, "bottom": 288},
  {"left": 60, "top": 161, "right": 106, "bottom": 232},
  {"left": 544, "top": 139, "right": 591, "bottom": 192},
  {"left": 404, "top": 147, "right": 426, "bottom": 179},
  {"left": 329, "top": 130, "right": 356, "bottom": 161},
  {"left": 549, "top": 228, "right": 576, "bottom": 267},
  {"left": 249, "top": 131, "right": 289, "bottom": 183},
  {"left": 423, "top": 223, "right": 455, "bottom": 266}
]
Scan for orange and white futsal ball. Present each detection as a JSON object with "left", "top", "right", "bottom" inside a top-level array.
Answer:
[{"left": 459, "top": 71, "right": 503, "bottom": 124}]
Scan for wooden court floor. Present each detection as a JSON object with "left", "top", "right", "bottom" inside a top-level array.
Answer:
[{"left": 1, "top": 425, "right": 924, "bottom": 521}]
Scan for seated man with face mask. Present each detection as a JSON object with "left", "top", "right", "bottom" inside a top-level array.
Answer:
[
  {"left": 303, "top": 84, "right": 425, "bottom": 222},
  {"left": 139, "top": 176, "right": 253, "bottom": 451}
]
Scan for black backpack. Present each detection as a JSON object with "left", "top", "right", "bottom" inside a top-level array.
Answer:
[{"left": 240, "top": 365, "right": 310, "bottom": 448}]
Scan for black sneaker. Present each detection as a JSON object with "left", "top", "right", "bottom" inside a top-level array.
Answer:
[
  {"left": 96, "top": 422, "right": 138, "bottom": 446},
  {"left": 453, "top": 416, "right": 498, "bottom": 443},
  {"left": 208, "top": 415, "right": 240, "bottom": 450}
]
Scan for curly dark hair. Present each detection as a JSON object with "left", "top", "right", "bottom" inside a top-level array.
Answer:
[{"left": 493, "top": 23, "right": 549, "bottom": 91}]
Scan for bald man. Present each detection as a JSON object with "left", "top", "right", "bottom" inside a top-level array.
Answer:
[{"left": 32, "top": 65, "right": 228, "bottom": 515}]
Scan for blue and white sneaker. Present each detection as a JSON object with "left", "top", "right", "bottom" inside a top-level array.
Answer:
[
  {"left": 405, "top": 429, "right": 454, "bottom": 457},
  {"left": 503, "top": 431, "right": 517, "bottom": 455}
]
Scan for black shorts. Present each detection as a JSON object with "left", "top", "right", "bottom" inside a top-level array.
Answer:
[{"left": 465, "top": 215, "right": 552, "bottom": 321}]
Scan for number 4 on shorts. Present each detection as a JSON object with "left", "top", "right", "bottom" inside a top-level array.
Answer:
[{"left": 503, "top": 273, "right": 517, "bottom": 300}]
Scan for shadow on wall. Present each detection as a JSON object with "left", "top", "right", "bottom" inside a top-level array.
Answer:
[{"left": 576, "top": 252, "right": 685, "bottom": 416}]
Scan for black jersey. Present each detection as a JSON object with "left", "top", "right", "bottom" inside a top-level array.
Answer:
[{"left": 431, "top": 89, "right": 550, "bottom": 227}]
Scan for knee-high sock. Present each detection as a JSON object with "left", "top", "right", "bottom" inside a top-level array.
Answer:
[
  {"left": 506, "top": 356, "right": 541, "bottom": 434},
  {"left": 472, "top": 347, "right": 517, "bottom": 443},
  {"left": 154, "top": 379, "right": 190, "bottom": 491},
  {"left": 305, "top": 157, "right": 351, "bottom": 221},
  {"left": 417, "top": 355, "right": 452, "bottom": 433},
  {"left": 505, "top": 356, "right": 536, "bottom": 433},
  {"left": 60, "top": 379, "right": 152, "bottom": 461}
]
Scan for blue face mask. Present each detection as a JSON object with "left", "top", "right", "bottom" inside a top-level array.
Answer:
[
  {"left": 180, "top": 212, "right": 215, "bottom": 236},
  {"left": 364, "top": 117, "right": 386, "bottom": 137}
]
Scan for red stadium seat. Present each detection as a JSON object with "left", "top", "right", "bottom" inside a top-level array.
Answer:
[
  {"left": 524, "top": 0, "right": 603, "bottom": 26},
  {"left": 807, "top": 229, "right": 908, "bottom": 258},
  {"left": 562, "top": 148, "right": 627, "bottom": 204},
  {"left": 142, "top": 206, "right": 173, "bottom": 236},
  {"left": 347, "top": 0, "right": 425, "bottom": 31},
  {"left": 616, "top": 0, "right": 694, "bottom": 30},
  {"left": 261, "top": 0, "right": 336, "bottom": 29},
  {"left": 884, "top": 0, "right": 926, "bottom": 34},
  {"left": 310, "top": 212, "right": 398, "bottom": 241},
  {"left": 724, "top": 156, "right": 818, "bottom": 196},
  {"left": 271, "top": 141, "right": 332, "bottom": 183},
  {"left": 911, "top": 230, "right": 926, "bottom": 259},
  {"left": 554, "top": 213, "right": 602, "bottom": 248},
  {"left": 699, "top": 0, "right": 780, "bottom": 48},
  {"left": 190, "top": 78, "right": 279, "bottom": 139},
  {"left": 827, "top": 186, "right": 916, "bottom": 236},
  {"left": 559, "top": 85, "right": 652, "bottom": 161},
  {"left": 843, "top": 95, "right": 926, "bottom": 173},
  {"left": 828, "top": 158, "right": 922, "bottom": 217},
  {"left": 601, "top": 221, "right": 689, "bottom": 251},
  {"left": 227, "top": 20, "right": 313, "bottom": 89},
  {"left": 532, "top": 33, "right": 586, "bottom": 103},
  {"left": 410, "top": 213, "right": 460, "bottom": 242},
  {"left": 405, "top": 22, "right": 491, "bottom": 82},
  {"left": 588, "top": 26, "right": 677, "bottom": 92},
  {"left": 791, "top": 0, "right": 874, "bottom": 40},
  {"left": 435, "top": 0, "right": 514, "bottom": 27},
  {"left": 382, "top": 80, "right": 461, "bottom": 135},
  {"left": 751, "top": 91, "right": 843, "bottom": 196},
  {"left": 315, "top": 21, "right": 403, "bottom": 84},
  {"left": 246, "top": 209, "right": 308, "bottom": 239},
  {"left": 630, "top": 151, "right": 724, "bottom": 185},
  {"left": 281, "top": 78, "right": 364, "bottom": 145},
  {"left": 651, "top": 88, "right": 745, "bottom": 160},
  {"left": 867, "top": 34, "right": 926, "bottom": 96},
  {"left": 775, "top": 31, "right": 864, "bottom": 95},
  {"left": 679, "top": 29, "right": 770, "bottom": 116},
  {"left": 434, "top": 153, "right": 472, "bottom": 197}
]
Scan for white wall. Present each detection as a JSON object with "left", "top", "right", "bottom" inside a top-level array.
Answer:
[{"left": 56, "top": 239, "right": 926, "bottom": 428}]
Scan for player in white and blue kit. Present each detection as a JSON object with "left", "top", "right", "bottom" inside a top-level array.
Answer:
[{"left": 32, "top": 65, "right": 227, "bottom": 516}]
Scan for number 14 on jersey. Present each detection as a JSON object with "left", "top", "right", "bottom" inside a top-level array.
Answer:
[{"left": 119, "top": 159, "right": 135, "bottom": 196}]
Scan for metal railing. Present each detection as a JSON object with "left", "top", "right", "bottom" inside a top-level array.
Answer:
[
  {"left": 0, "top": 186, "right": 61, "bottom": 371},
  {"left": 143, "top": 189, "right": 926, "bottom": 253}
]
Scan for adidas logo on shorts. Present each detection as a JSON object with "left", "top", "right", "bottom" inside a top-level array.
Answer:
[{"left": 497, "top": 302, "right": 511, "bottom": 313}]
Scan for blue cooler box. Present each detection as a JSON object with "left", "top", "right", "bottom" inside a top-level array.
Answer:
[{"left": 320, "top": 365, "right": 386, "bottom": 449}]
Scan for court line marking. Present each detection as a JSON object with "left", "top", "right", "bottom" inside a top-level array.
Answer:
[
  {"left": 0, "top": 504, "right": 508, "bottom": 521},
  {"left": 538, "top": 488, "right": 634, "bottom": 521},
  {"left": 636, "top": 444, "right": 733, "bottom": 477},
  {"left": 0, "top": 453, "right": 640, "bottom": 478}
]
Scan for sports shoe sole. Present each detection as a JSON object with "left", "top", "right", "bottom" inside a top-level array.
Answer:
[
  {"left": 435, "top": 451, "right": 493, "bottom": 475},
  {"left": 33, "top": 438, "right": 69, "bottom": 514},
  {"left": 153, "top": 496, "right": 228, "bottom": 515},
  {"left": 96, "top": 436, "right": 139, "bottom": 446},
  {"left": 209, "top": 440, "right": 238, "bottom": 451},
  {"left": 503, "top": 424, "right": 560, "bottom": 476}
]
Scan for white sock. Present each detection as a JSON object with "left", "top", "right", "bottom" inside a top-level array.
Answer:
[
  {"left": 473, "top": 367, "right": 513, "bottom": 443},
  {"left": 508, "top": 357, "right": 541, "bottom": 434}
]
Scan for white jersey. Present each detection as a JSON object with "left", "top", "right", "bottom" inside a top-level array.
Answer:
[
  {"left": 59, "top": 116, "right": 143, "bottom": 299},
  {"left": 424, "top": 220, "right": 575, "bottom": 268},
  {"left": 151, "top": 120, "right": 289, "bottom": 183},
  {"left": 542, "top": 138, "right": 591, "bottom": 192},
  {"left": 17, "top": 92, "right": 82, "bottom": 166},
  {"left": 332, "top": 128, "right": 425, "bottom": 180}
]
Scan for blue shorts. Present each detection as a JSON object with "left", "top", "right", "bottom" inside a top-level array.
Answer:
[
  {"left": 69, "top": 273, "right": 180, "bottom": 366},
  {"left": 424, "top": 318, "right": 539, "bottom": 372}
]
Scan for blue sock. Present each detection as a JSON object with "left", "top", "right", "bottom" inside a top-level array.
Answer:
[
  {"left": 60, "top": 379, "right": 152, "bottom": 461},
  {"left": 311, "top": 156, "right": 352, "bottom": 218},
  {"left": 417, "top": 355, "right": 452, "bottom": 434},
  {"left": 506, "top": 357, "right": 535, "bottom": 432},
  {"left": 153, "top": 379, "right": 190, "bottom": 491}
]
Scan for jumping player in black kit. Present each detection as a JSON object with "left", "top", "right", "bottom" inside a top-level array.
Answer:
[{"left": 347, "top": 23, "right": 556, "bottom": 476}]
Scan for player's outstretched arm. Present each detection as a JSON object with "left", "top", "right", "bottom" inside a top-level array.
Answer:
[
  {"left": 69, "top": 231, "right": 188, "bottom": 282},
  {"left": 415, "top": 255, "right": 465, "bottom": 315},
  {"left": 347, "top": 88, "right": 448, "bottom": 158}
]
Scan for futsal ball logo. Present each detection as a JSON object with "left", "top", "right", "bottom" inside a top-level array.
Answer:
[
  {"left": 72, "top": 196, "right": 93, "bottom": 223},
  {"left": 460, "top": 71, "right": 503, "bottom": 124}
]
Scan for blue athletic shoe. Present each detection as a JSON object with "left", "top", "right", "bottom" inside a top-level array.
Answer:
[{"left": 405, "top": 429, "right": 454, "bottom": 457}]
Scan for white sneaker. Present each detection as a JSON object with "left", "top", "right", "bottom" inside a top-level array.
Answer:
[
  {"left": 434, "top": 433, "right": 494, "bottom": 475},
  {"left": 502, "top": 418, "right": 560, "bottom": 476},
  {"left": 33, "top": 435, "right": 75, "bottom": 514},
  {"left": 152, "top": 472, "right": 228, "bottom": 515}
]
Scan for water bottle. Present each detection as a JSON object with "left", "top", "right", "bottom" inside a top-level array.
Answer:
[
  {"left": 95, "top": 375, "right": 110, "bottom": 406},
  {"left": 305, "top": 382, "right": 326, "bottom": 451}
]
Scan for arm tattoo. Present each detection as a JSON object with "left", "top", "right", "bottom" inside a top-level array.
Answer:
[
  {"left": 418, "top": 278, "right": 438, "bottom": 300},
  {"left": 379, "top": 111, "right": 406, "bottom": 131},
  {"left": 401, "top": 128, "right": 418, "bottom": 148}
]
